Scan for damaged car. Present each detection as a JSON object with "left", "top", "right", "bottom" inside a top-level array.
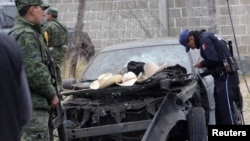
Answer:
[{"left": 57, "top": 39, "right": 243, "bottom": 141}]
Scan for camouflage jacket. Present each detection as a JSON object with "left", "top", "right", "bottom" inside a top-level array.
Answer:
[
  {"left": 42, "top": 19, "right": 68, "bottom": 64},
  {"left": 8, "top": 17, "right": 56, "bottom": 110}
]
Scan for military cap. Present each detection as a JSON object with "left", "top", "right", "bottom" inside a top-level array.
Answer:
[
  {"left": 15, "top": 0, "right": 50, "bottom": 11},
  {"left": 41, "top": 1, "right": 50, "bottom": 9},
  {"left": 46, "top": 7, "right": 58, "bottom": 16}
]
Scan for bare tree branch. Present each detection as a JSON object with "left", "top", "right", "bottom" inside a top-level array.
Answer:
[{"left": 69, "top": 0, "right": 86, "bottom": 78}]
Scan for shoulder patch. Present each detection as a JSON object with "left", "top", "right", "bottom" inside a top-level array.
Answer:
[{"left": 202, "top": 44, "right": 207, "bottom": 50}]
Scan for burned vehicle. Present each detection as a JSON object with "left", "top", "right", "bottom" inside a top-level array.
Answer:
[{"left": 57, "top": 38, "right": 231, "bottom": 141}]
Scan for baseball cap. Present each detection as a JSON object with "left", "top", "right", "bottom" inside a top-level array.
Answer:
[
  {"left": 179, "top": 30, "right": 190, "bottom": 52},
  {"left": 46, "top": 7, "right": 58, "bottom": 16},
  {"left": 15, "top": 0, "right": 50, "bottom": 11}
]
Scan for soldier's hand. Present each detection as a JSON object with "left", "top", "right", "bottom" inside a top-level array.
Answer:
[{"left": 50, "top": 96, "right": 59, "bottom": 108}]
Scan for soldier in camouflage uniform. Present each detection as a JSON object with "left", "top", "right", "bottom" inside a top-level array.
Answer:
[
  {"left": 43, "top": 7, "right": 68, "bottom": 88},
  {"left": 8, "top": 0, "right": 59, "bottom": 140}
]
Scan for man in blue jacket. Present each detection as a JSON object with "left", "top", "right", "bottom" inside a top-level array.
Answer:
[
  {"left": 0, "top": 33, "right": 32, "bottom": 141},
  {"left": 179, "top": 29, "right": 242, "bottom": 125}
]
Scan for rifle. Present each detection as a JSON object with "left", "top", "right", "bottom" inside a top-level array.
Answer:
[{"left": 46, "top": 49, "right": 67, "bottom": 141}]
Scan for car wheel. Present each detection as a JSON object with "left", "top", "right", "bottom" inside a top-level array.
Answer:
[
  {"left": 233, "top": 101, "right": 244, "bottom": 125},
  {"left": 187, "top": 107, "right": 207, "bottom": 141},
  {"left": 57, "top": 125, "right": 68, "bottom": 141}
]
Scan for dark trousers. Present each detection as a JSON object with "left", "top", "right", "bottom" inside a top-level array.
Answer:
[{"left": 213, "top": 72, "right": 240, "bottom": 125}]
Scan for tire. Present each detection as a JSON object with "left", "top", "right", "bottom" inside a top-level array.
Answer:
[
  {"left": 187, "top": 107, "right": 207, "bottom": 141},
  {"left": 57, "top": 125, "right": 67, "bottom": 141},
  {"left": 233, "top": 101, "right": 244, "bottom": 125},
  {"left": 232, "top": 87, "right": 244, "bottom": 125}
]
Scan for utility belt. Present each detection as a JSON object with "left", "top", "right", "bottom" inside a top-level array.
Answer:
[
  {"left": 54, "top": 44, "right": 67, "bottom": 48},
  {"left": 200, "top": 57, "right": 239, "bottom": 78},
  {"left": 222, "top": 56, "right": 239, "bottom": 73},
  {"left": 210, "top": 67, "right": 227, "bottom": 78},
  {"left": 212, "top": 60, "right": 238, "bottom": 78},
  {"left": 48, "top": 44, "right": 67, "bottom": 52}
]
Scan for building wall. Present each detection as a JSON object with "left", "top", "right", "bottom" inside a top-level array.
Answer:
[{"left": 49, "top": 0, "right": 250, "bottom": 56}]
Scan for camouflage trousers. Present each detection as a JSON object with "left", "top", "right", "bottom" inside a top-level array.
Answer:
[{"left": 21, "top": 109, "right": 50, "bottom": 141}]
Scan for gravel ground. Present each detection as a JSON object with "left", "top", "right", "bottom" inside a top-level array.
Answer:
[{"left": 239, "top": 74, "right": 250, "bottom": 124}]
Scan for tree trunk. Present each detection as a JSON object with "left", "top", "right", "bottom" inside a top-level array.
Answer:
[{"left": 69, "top": 0, "right": 86, "bottom": 78}]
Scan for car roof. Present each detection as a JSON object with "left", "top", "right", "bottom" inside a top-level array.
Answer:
[{"left": 99, "top": 38, "right": 180, "bottom": 53}]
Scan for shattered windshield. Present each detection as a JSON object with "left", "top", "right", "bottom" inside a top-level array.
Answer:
[
  {"left": 83, "top": 44, "right": 194, "bottom": 80},
  {"left": 0, "top": 3, "right": 16, "bottom": 29}
]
